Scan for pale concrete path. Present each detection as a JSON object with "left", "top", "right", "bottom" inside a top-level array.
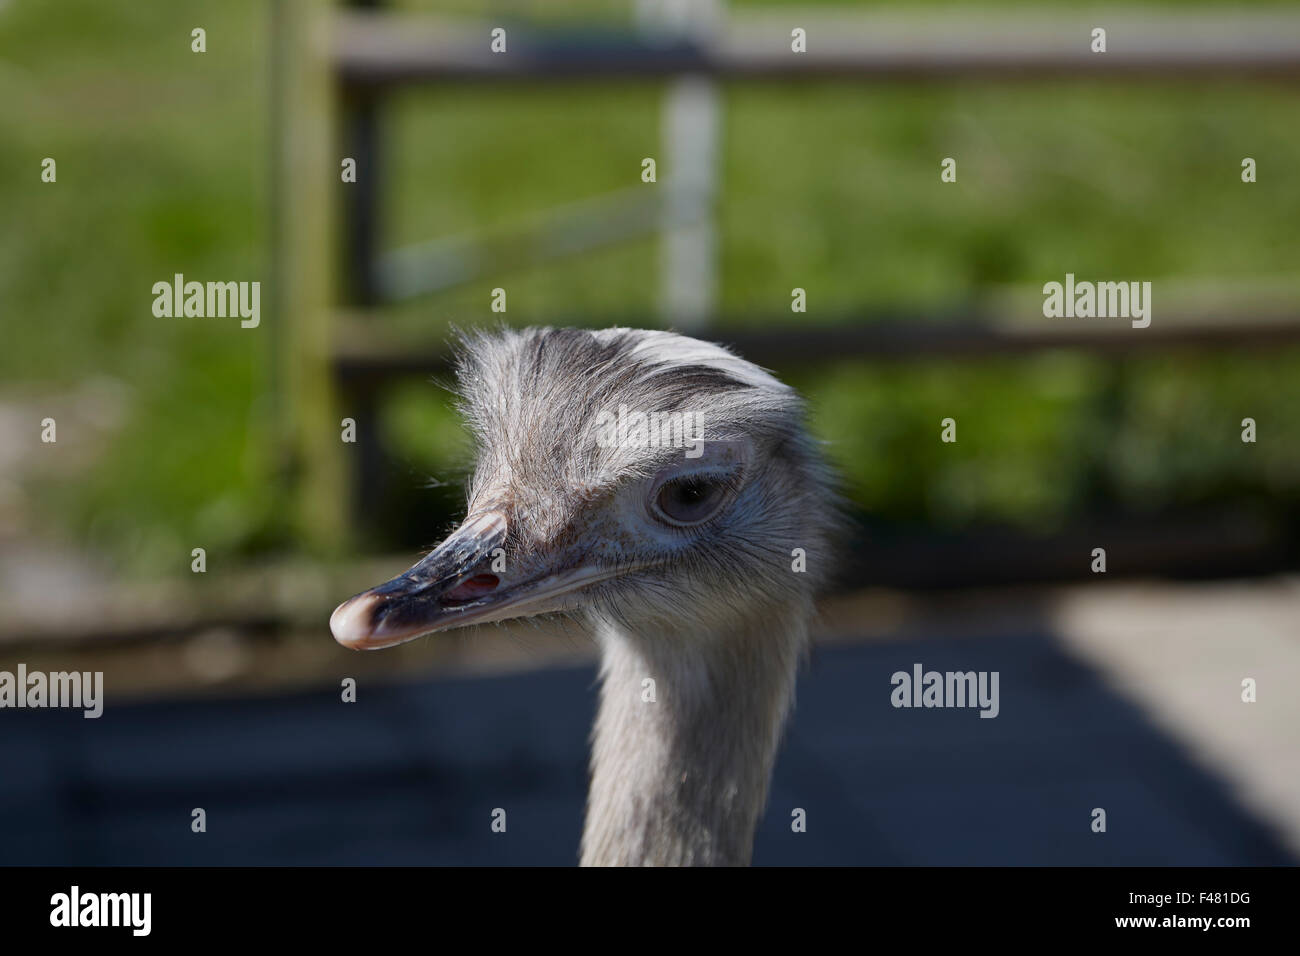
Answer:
[{"left": 1053, "top": 578, "right": 1300, "bottom": 858}]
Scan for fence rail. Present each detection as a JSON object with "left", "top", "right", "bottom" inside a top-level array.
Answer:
[
  {"left": 331, "top": 310, "right": 1300, "bottom": 390},
  {"left": 331, "top": 11, "right": 1300, "bottom": 85}
]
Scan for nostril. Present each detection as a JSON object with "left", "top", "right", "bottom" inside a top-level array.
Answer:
[{"left": 442, "top": 573, "right": 500, "bottom": 604}]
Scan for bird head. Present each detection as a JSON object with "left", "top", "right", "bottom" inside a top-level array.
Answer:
[{"left": 330, "top": 327, "right": 836, "bottom": 650}]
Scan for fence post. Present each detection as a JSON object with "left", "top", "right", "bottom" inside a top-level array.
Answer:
[
  {"left": 271, "top": 0, "right": 346, "bottom": 554},
  {"left": 639, "top": 0, "right": 722, "bottom": 332}
]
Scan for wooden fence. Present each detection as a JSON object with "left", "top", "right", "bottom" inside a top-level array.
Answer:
[{"left": 271, "top": 2, "right": 1300, "bottom": 584}]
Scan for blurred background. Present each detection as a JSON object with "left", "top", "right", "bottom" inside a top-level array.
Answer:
[{"left": 1, "top": 0, "right": 1298, "bottom": 864}]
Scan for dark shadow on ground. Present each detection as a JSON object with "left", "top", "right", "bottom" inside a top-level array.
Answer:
[{"left": 0, "top": 632, "right": 1292, "bottom": 865}]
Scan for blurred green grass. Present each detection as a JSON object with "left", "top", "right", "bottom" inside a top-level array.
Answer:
[{"left": 2, "top": 0, "right": 1298, "bottom": 576}]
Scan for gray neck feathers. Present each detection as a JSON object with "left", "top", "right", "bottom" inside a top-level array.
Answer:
[{"left": 579, "top": 605, "right": 808, "bottom": 866}]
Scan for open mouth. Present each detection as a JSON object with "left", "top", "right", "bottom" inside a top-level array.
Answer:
[
  {"left": 329, "top": 507, "right": 656, "bottom": 651},
  {"left": 441, "top": 573, "right": 500, "bottom": 605},
  {"left": 330, "top": 561, "right": 634, "bottom": 651}
]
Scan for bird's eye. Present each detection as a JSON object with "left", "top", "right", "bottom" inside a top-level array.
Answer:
[{"left": 653, "top": 475, "right": 730, "bottom": 526}]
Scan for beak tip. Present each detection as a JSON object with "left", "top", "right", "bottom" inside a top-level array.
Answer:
[{"left": 330, "top": 596, "right": 377, "bottom": 650}]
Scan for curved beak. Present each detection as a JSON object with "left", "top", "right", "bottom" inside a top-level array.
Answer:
[
  {"left": 331, "top": 511, "right": 508, "bottom": 650},
  {"left": 330, "top": 510, "right": 629, "bottom": 650}
]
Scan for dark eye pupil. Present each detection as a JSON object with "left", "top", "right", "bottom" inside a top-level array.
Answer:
[
  {"left": 656, "top": 476, "right": 727, "bottom": 524},
  {"left": 677, "top": 481, "right": 706, "bottom": 503}
]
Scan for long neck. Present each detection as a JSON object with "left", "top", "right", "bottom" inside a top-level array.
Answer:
[{"left": 579, "top": 605, "right": 808, "bottom": 866}]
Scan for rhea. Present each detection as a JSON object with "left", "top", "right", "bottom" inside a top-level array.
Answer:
[{"left": 331, "top": 327, "right": 835, "bottom": 865}]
